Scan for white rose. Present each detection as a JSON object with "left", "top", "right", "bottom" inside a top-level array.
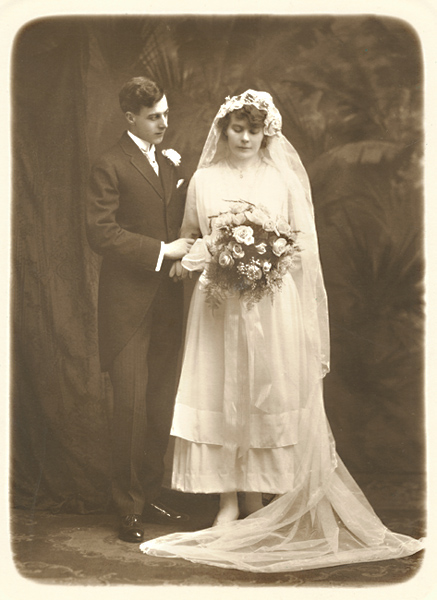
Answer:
[
  {"left": 233, "top": 225, "right": 255, "bottom": 246},
  {"left": 263, "top": 219, "right": 276, "bottom": 233},
  {"left": 272, "top": 237, "right": 288, "bottom": 257},
  {"left": 255, "top": 242, "right": 267, "bottom": 255}
]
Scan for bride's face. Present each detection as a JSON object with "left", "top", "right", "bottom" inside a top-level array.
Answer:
[{"left": 225, "top": 113, "right": 264, "bottom": 163}]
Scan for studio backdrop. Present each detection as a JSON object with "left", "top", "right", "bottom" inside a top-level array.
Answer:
[{"left": 12, "top": 15, "right": 424, "bottom": 513}]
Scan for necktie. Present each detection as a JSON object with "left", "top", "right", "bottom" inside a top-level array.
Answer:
[{"left": 141, "top": 147, "right": 159, "bottom": 176}]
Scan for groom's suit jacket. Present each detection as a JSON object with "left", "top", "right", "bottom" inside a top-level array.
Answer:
[{"left": 86, "top": 131, "right": 186, "bottom": 371}]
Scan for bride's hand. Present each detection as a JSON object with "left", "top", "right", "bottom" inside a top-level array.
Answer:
[{"left": 169, "top": 260, "right": 191, "bottom": 281}]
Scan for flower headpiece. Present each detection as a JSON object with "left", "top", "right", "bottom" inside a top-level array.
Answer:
[{"left": 216, "top": 90, "right": 282, "bottom": 136}]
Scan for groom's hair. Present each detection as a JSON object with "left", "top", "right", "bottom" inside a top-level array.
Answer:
[{"left": 119, "top": 77, "right": 164, "bottom": 114}]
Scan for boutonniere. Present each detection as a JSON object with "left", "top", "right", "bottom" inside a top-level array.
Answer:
[{"left": 162, "top": 149, "right": 181, "bottom": 167}]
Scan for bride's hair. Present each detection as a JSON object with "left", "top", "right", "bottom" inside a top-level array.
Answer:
[{"left": 218, "top": 105, "right": 268, "bottom": 148}]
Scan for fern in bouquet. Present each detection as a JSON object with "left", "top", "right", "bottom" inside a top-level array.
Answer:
[{"left": 203, "top": 200, "right": 301, "bottom": 309}]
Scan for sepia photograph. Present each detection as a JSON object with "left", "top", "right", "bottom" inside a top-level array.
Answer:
[{"left": 5, "top": 1, "right": 433, "bottom": 595}]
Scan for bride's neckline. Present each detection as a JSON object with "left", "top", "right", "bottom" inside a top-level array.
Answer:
[{"left": 226, "top": 156, "right": 263, "bottom": 179}]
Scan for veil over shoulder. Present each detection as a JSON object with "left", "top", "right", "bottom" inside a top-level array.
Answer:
[{"left": 139, "top": 90, "right": 423, "bottom": 572}]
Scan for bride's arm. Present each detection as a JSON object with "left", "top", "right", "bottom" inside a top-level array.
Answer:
[{"left": 170, "top": 173, "right": 207, "bottom": 279}]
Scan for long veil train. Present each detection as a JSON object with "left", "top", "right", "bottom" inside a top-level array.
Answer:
[{"left": 140, "top": 379, "right": 423, "bottom": 572}]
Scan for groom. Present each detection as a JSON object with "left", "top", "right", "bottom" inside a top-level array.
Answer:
[{"left": 86, "top": 77, "right": 193, "bottom": 542}]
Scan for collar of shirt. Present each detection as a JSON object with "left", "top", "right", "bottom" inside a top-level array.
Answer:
[{"left": 127, "top": 130, "right": 156, "bottom": 159}]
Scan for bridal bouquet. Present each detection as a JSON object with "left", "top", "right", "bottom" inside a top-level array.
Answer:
[{"left": 203, "top": 200, "right": 300, "bottom": 309}]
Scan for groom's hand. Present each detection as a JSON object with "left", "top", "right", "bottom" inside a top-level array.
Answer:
[{"left": 163, "top": 238, "right": 194, "bottom": 260}]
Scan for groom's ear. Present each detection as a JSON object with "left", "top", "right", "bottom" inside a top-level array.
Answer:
[{"left": 125, "top": 111, "right": 135, "bottom": 125}]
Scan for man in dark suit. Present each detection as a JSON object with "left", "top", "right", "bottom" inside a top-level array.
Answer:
[{"left": 86, "top": 77, "right": 193, "bottom": 542}]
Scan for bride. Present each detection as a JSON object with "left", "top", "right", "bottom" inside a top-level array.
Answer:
[{"left": 140, "top": 90, "right": 423, "bottom": 572}]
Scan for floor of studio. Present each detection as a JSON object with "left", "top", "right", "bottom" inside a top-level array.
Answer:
[{"left": 10, "top": 474, "right": 425, "bottom": 587}]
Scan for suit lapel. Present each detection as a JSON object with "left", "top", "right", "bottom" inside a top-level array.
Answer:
[
  {"left": 156, "top": 150, "right": 174, "bottom": 206},
  {"left": 119, "top": 132, "right": 165, "bottom": 200}
]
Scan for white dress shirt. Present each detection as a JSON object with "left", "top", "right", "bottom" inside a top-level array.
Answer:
[{"left": 127, "top": 130, "right": 165, "bottom": 272}]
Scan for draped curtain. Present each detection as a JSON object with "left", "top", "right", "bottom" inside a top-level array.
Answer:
[{"left": 12, "top": 16, "right": 424, "bottom": 513}]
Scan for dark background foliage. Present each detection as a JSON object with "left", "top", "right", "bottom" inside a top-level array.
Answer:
[{"left": 12, "top": 15, "right": 424, "bottom": 513}]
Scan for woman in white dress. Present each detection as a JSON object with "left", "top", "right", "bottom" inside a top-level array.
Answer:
[{"left": 140, "top": 91, "right": 423, "bottom": 572}]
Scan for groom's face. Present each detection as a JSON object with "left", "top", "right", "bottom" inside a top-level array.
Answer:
[{"left": 125, "top": 95, "right": 169, "bottom": 145}]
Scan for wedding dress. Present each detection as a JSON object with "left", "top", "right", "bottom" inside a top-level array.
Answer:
[
  {"left": 140, "top": 91, "right": 424, "bottom": 572},
  {"left": 171, "top": 158, "right": 307, "bottom": 493}
]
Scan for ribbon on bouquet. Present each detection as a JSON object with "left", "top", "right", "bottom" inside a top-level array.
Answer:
[
  {"left": 223, "top": 298, "right": 272, "bottom": 458},
  {"left": 241, "top": 304, "right": 272, "bottom": 411}
]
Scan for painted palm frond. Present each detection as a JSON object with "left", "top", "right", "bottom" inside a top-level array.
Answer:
[{"left": 336, "top": 206, "right": 423, "bottom": 317}]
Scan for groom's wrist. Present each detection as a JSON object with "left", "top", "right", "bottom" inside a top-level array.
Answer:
[{"left": 155, "top": 241, "right": 165, "bottom": 272}]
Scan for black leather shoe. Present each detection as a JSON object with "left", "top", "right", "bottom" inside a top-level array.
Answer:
[
  {"left": 143, "top": 501, "right": 189, "bottom": 524},
  {"left": 119, "top": 514, "right": 144, "bottom": 543}
]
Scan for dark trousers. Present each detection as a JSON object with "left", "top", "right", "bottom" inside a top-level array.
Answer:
[{"left": 108, "top": 278, "right": 183, "bottom": 516}]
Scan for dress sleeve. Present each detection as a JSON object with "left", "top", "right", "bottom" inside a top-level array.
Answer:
[
  {"left": 180, "top": 171, "right": 211, "bottom": 272},
  {"left": 180, "top": 172, "right": 201, "bottom": 239}
]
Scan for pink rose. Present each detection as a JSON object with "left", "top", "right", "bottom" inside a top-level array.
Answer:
[
  {"left": 272, "top": 237, "right": 288, "bottom": 257},
  {"left": 255, "top": 242, "right": 267, "bottom": 255},
  {"left": 232, "top": 243, "right": 245, "bottom": 259},
  {"left": 219, "top": 251, "right": 234, "bottom": 267}
]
